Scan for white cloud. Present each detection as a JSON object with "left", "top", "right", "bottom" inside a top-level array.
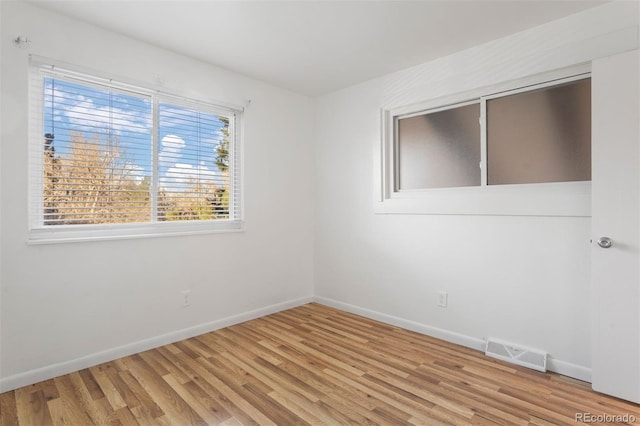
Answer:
[
  {"left": 159, "top": 134, "right": 185, "bottom": 165},
  {"left": 160, "top": 161, "right": 223, "bottom": 191},
  {"left": 65, "top": 100, "right": 151, "bottom": 134},
  {"left": 161, "top": 134, "right": 186, "bottom": 150},
  {"left": 45, "top": 82, "right": 152, "bottom": 134}
]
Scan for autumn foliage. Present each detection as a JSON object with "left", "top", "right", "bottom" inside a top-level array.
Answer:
[{"left": 43, "top": 132, "right": 229, "bottom": 225}]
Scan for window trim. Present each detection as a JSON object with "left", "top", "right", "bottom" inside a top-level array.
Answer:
[
  {"left": 377, "top": 63, "right": 592, "bottom": 217},
  {"left": 28, "top": 58, "right": 244, "bottom": 244}
]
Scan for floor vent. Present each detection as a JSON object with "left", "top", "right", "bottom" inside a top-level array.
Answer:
[{"left": 485, "top": 338, "right": 547, "bottom": 372}]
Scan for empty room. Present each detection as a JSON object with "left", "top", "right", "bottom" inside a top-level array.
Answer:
[{"left": 1, "top": 0, "right": 640, "bottom": 424}]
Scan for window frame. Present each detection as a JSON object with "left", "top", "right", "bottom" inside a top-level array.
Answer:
[
  {"left": 28, "top": 59, "right": 244, "bottom": 244},
  {"left": 378, "top": 63, "right": 592, "bottom": 217}
]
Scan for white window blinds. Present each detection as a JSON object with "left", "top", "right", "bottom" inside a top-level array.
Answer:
[
  {"left": 157, "top": 101, "right": 235, "bottom": 222},
  {"left": 29, "top": 64, "right": 242, "bottom": 240},
  {"left": 41, "top": 76, "right": 153, "bottom": 225}
]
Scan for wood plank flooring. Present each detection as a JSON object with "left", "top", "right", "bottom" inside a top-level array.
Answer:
[{"left": 2, "top": 303, "right": 640, "bottom": 425}]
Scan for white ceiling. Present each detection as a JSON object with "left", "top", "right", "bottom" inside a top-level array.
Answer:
[{"left": 26, "top": 0, "right": 608, "bottom": 97}]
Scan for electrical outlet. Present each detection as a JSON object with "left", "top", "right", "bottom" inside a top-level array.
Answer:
[
  {"left": 437, "top": 291, "right": 448, "bottom": 308},
  {"left": 181, "top": 290, "right": 192, "bottom": 307}
]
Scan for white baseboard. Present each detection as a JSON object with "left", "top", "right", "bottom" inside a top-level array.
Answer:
[
  {"left": 548, "top": 358, "right": 592, "bottom": 383},
  {"left": 313, "top": 296, "right": 592, "bottom": 383},
  {"left": 0, "top": 296, "right": 313, "bottom": 393}
]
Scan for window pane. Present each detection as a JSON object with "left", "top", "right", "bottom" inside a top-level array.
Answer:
[
  {"left": 397, "top": 103, "right": 481, "bottom": 189},
  {"left": 158, "top": 103, "right": 231, "bottom": 221},
  {"left": 487, "top": 78, "right": 591, "bottom": 185},
  {"left": 42, "top": 77, "right": 152, "bottom": 225}
]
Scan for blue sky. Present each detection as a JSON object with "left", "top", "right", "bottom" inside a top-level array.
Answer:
[{"left": 43, "top": 77, "right": 228, "bottom": 190}]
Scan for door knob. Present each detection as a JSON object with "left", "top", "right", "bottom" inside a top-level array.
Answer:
[{"left": 597, "top": 237, "right": 613, "bottom": 248}]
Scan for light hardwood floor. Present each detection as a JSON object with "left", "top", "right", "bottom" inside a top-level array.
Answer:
[{"left": 2, "top": 303, "right": 640, "bottom": 425}]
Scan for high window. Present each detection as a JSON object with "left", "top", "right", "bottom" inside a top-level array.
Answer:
[
  {"left": 29, "top": 63, "right": 242, "bottom": 242},
  {"left": 380, "top": 68, "right": 591, "bottom": 217}
]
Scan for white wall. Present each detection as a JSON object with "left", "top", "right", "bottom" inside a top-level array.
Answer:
[
  {"left": 2, "top": 0, "right": 638, "bottom": 393},
  {"left": 313, "top": 1, "right": 639, "bottom": 381},
  {"left": 0, "top": 2, "right": 314, "bottom": 390}
]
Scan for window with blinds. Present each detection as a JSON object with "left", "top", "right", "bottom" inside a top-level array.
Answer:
[{"left": 29, "top": 63, "right": 242, "bottom": 242}]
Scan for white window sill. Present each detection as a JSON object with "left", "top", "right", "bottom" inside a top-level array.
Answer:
[
  {"left": 375, "top": 181, "right": 591, "bottom": 217},
  {"left": 27, "top": 220, "right": 244, "bottom": 245}
]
